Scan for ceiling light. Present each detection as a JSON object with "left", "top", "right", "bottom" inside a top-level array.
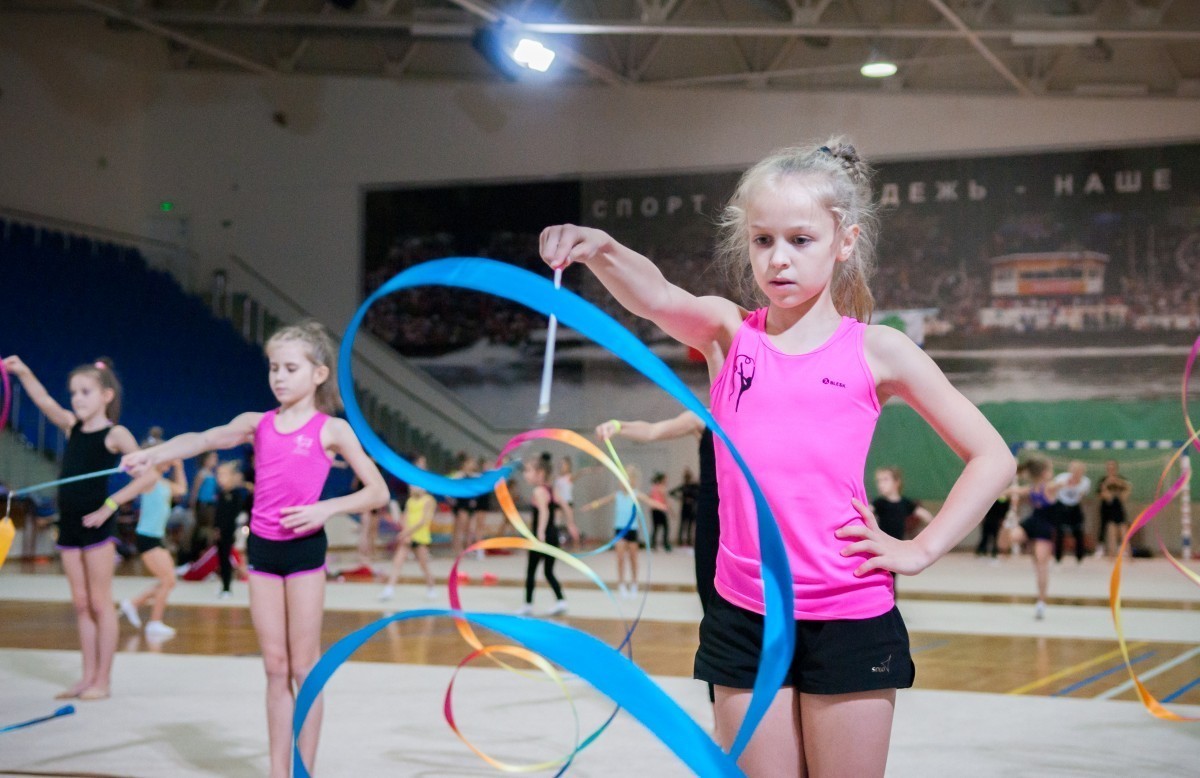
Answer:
[
  {"left": 471, "top": 24, "right": 558, "bottom": 80},
  {"left": 511, "top": 38, "right": 555, "bottom": 72},
  {"left": 860, "top": 51, "right": 897, "bottom": 79}
]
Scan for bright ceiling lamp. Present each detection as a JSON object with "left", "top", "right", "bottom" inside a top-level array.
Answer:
[
  {"left": 472, "top": 24, "right": 558, "bottom": 80},
  {"left": 511, "top": 38, "right": 556, "bottom": 73},
  {"left": 860, "top": 50, "right": 898, "bottom": 78}
]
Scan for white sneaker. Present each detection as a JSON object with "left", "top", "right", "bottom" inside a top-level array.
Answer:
[
  {"left": 118, "top": 599, "right": 142, "bottom": 629},
  {"left": 425, "top": 586, "right": 437, "bottom": 600},
  {"left": 217, "top": 590, "right": 232, "bottom": 600},
  {"left": 378, "top": 586, "right": 395, "bottom": 602},
  {"left": 1035, "top": 601, "right": 1046, "bottom": 620},
  {"left": 617, "top": 583, "right": 629, "bottom": 599},
  {"left": 516, "top": 604, "right": 533, "bottom": 617},
  {"left": 630, "top": 583, "right": 639, "bottom": 598},
  {"left": 145, "top": 621, "right": 176, "bottom": 639},
  {"left": 475, "top": 549, "right": 485, "bottom": 561},
  {"left": 546, "top": 599, "right": 568, "bottom": 616}
]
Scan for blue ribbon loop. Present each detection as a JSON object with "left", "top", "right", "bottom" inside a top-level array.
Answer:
[{"left": 310, "top": 257, "right": 795, "bottom": 776}]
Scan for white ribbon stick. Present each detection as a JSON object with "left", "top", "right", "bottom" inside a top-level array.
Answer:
[{"left": 536, "top": 267, "right": 563, "bottom": 418}]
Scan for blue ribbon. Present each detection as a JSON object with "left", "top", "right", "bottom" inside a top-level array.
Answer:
[
  {"left": 0, "top": 705, "right": 75, "bottom": 734},
  {"left": 314, "top": 257, "right": 795, "bottom": 775}
]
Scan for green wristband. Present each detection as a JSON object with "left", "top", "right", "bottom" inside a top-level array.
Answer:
[{"left": 104, "top": 497, "right": 118, "bottom": 511}]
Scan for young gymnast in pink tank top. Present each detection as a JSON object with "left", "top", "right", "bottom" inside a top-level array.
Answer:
[
  {"left": 540, "top": 139, "right": 1015, "bottom": 777},
  {"left": 123, "top": 321, "right": 388, "bottom": 778}
]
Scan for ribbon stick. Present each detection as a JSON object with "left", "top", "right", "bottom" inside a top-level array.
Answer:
[
  {"left": 317, "top": 257, "right": 795, "bottom": 776},
  {"left": 0, "top": 705, "right": 75, "bottom": 734},
  {"left": 11, "top": 467, "right": 124, "bottom": 497},
  {"left": 2, "top": 466, "right": 124, "bottom": 571},
  {"left": 536, "top": 266, "right": 564, "bottom": 419},
  {"left": 1109, "top": 333, "right": 1200, "bottom": 721}
]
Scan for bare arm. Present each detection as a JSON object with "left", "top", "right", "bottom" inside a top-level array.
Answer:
[
  {"left": 2, "top": 356, "right": 75, "bottom": 431},
  {"left": 841, "top": 327, "right": 1016, "bottom": 575},
  {"left": 80, "top": 468, "right": 163, "bottom": 528},
  {"left": 123, "top": 413, "right": 262, "bottom": 475},
  {"left": 277, "top": 418, "right": 388, "bottom": 534},
  {"left": 596, "top": 410, "right": 705, "bottom": 444},
  {"left": 167, "top": 461, "right": 188, "bottom": 499},
  {"left": 540, "top": 225, "right": 743, "bottom": 357}
]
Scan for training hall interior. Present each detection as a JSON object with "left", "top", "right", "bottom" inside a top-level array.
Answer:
[{"left": 2, "top": 1, "right": 1200, "bottom": 776}]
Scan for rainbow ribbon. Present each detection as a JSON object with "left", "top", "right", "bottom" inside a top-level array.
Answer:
[
  {"left": 1109, "top": 333, "right": 1200, "bottom": 720},
  {"left": 296, "top": 258, "right": 796, "bottom": 777}
]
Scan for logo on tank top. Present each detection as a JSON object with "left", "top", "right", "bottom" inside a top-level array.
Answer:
[
  {"left": 292, "top": 434, "right": 315, "bottom": 456},
  {"left": 822, "top": 377, "right": 846, "bottom": 388},
  {"left": 730, "top": 354, "right": 755, "bottom": 411}
]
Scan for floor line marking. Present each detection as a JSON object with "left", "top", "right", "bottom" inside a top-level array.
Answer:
[
  {"left": 1051, "top": 651, "right": 1156, "bottom": 697},
  {"left": 1097, "top": 646, "right": 1200, "bottom": 701},
  {"left": 1007, "top": 643, "right": 1148, "bottom": 695},
  {"left": 1163, "top": 675, "right": 1200, "bottom": 703}
]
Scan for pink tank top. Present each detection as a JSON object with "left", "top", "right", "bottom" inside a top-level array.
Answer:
[
  {"left": 251, "top": 409, "right": 333, "bottom": 540},
  {"left": 710, "top": 311, "right": 892, "bottom": 620}
]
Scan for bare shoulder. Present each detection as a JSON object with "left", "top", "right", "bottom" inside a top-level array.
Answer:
[
  {"left": 105, "top": 425, "right": 139, "bottom": 454},
  {"left": 863, "top": 324, "right": 928, "bottom": 379},
  {"left": 320, "top": 416, "right": 361, "bottom": 449}
]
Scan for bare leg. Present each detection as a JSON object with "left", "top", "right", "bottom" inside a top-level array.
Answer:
[
  {"left": 799, "top": 689, "right": 896, "bottom": 778},
  {"left": 1033, "top": 539, "right": 1052, "bottom": 602},
  {"left": 249, "top": 574, "right": 291, "bottom": 778},
  {"left": 59, "top": 549, "right": 96, "bottom": 698},
  {"left": 713, "top": 685, "right": 803, "bottom": 777},
  {"left": 414, "top": 545, "right": 435, "bottom": 588},
  {"left": 139, "top": 547, "right": 177, "bottom": 625},
  {"left": 452, "top": 510, "right": 468, "bottom": 559},
  {"left": 81, "top": 542, "right": 118, "bottom": 697},
  {"left": 356, "top": 511, "right": 378, "bottom": 566},
  {"left": 616, "top": 542, "right": 627, "bottom": 585},
  {"left": 384, "top": 543, "right": 411, "bottom": 589},
  {"left": 286, "top": 572, "right": 326, "bottom": 775},
  {"left": 629, "top": 546, "right": 639, "bottom": 586}
]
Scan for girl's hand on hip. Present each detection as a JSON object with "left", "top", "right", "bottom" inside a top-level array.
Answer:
[
  {"left": 82, "top": 504, "right": 115, "bottom": 528},
  {"left": 279, "top": 503, "right": 332, "bottom": 534},
  {"left": 836, "top": 498, "right": 933, "bottom": 577}
]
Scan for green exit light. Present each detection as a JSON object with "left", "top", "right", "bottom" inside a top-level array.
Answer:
[{"left": 159, "top": 201, "right": 174, "bottom": 212}]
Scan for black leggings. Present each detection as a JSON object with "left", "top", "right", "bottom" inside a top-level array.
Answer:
[
  {"left": 525, "top": 527, "right": 563, "bottom": 604},
  {"left": 1055, "top": 503, "right": 1086, "bottom": 562},
  {"left": 650, "top": 509, "right": 671, "bottom": 550},
  {"left": 216, "top": 518, "right": 236, "bottom": 592},
  {"left": 677, "top": 507, "right": 696, "bottom": 547}
]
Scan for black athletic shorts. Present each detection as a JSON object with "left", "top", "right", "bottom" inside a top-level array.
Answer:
[
  {"left": 56, "top": 514, "right": 116, "bottom": 551},
  {"left": 614, "top": 527, "right": 639, "bottom": 544},
  {"left": 247, "top": 530, "right": 327, "bottom": 578},
  {"left": 135, "top": 533, "right": 164, "bottom": 554},
  {"left": 1020, "top": 508, "right": 1056, "bottom": 542},
  {"left": 694, "top": 593, "right": 915, "bottom": 695}
]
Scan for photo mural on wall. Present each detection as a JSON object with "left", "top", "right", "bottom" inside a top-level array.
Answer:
[{"left": 362, "top": 142, "right": 1200, "bottom": 447}]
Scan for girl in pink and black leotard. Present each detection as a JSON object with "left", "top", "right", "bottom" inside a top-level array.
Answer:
[{"left": 122, "top": 321, "right": 388, "bottom": 778}]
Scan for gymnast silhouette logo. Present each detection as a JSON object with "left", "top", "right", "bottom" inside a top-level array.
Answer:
[
  {"left": 292, "top": 434, "right": 315, "bottom": 456},
  {"left": 730, "top": 354, "right": 755, "bottom": 411},
  {"left": 871, "top": 654, "right": 892, "bottom": 674}
]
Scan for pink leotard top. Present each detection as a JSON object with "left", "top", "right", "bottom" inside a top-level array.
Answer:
[
  {"left": 251, "top": 409, "right": 333, "bottom": 540},
  {"left": 710, "top": 311, "right": 892, "bottom": 620}
]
